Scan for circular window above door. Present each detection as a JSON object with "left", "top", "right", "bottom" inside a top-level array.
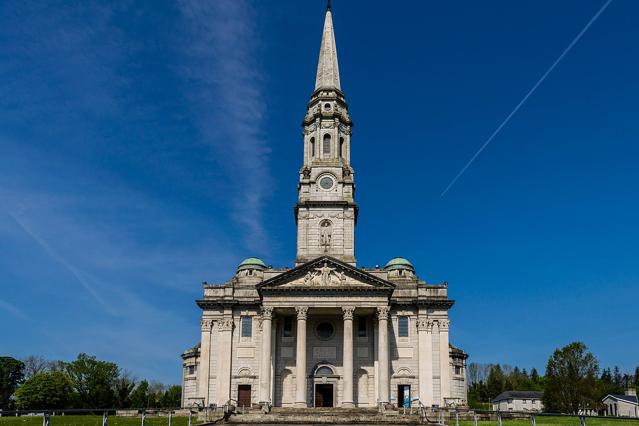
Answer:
[{"left": 316, "top": 322, "right": 335, "bottom": 340}]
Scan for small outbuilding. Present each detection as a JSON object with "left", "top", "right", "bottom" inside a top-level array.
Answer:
[
  {"left": 602, "top": 389, "right": 638, "bottom": 418},
  {"left": 492, "top": 390, "right": 544, "bottom": 412}
]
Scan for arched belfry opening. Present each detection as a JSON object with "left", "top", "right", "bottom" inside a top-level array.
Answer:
[{"left": 322, "top": 133, "right": 331, "bottom": 158}]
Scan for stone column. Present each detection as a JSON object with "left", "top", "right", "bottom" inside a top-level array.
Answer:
[
  {"left": 259, "top": 307, "right": 273, "bottom": 404},
  {"left": 342, "top": 306, "right": 355, "bottom": 407},
  {"left": 377, "top": 306, "right": 390, "bottom": 405},
  {"left": 438, "top": 319, "right": 451, "bottom": 406},
  {"left": 216, "top": 316, "right": 234, "bottom": 405},
  {"left": 198, "top": 319, "right": 213, "bottom": 405},
  {"left": 417, "top": 318, "right": 434, "bottom": 406},
  {"left": 295, "top": 306, "right": 308, "bottom": 407}
]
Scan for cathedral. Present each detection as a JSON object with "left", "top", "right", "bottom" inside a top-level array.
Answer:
[{"left": 181, "top": 5, "right": 467, "bottom": 410}]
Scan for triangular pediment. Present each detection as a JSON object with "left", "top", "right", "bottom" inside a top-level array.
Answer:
[{"left": 257, "top": 256, "right": 394, "bottom": 293}]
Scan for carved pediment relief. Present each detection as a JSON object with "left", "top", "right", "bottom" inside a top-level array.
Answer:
[{"left": 257, "top": 256, "right": 394, "bottom": 292}]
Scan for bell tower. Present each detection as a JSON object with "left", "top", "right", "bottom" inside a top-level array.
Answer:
[{"left": 296, "top": 4, "right": 357, "bottom": 266}]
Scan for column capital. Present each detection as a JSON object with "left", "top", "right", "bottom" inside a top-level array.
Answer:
[
  {"left": 295, "top": 306, "right": 309, "bottom": 320},
  {"left": 261, "top": 306, "right": 274, "bottom": 320},
  {"left": 342, "top": 306, "right": 355, "bottom": 320},
  {"left": 218, "top": 318, "right": 234, "bottom": 331},
  {"left": 437, "top": 319, "right": 450, "bottom": 331},
  {"left": 417, "top": 318, "right": 434, "bottom": 331},
  {"left": 376, "top": 306, "right": 390, "bottom": 320},
  {"left": 200, "top": 318, "right": 214, "bottom": 332}
]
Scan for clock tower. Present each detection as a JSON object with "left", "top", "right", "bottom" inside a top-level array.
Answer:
[{"left": 296, "top": 4, "right": 356, "bottom": 266}]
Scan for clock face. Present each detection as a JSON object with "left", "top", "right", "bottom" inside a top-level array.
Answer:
[{"left": 319, "top": 175, "right": 335, "bottom": 190}]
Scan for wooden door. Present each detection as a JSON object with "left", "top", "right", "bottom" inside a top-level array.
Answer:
[
  {"left": 315, "top": 385, "right": 324, "bottom": 407},
  {"left": 238, "top": 385, "right": 251, "bottom": 408}
]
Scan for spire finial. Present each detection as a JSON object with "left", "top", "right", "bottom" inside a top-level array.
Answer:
[{"left": 315, "top": 0, "right": 341, "bottom": 90}]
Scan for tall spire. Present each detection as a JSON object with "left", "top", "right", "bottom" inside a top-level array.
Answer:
[{"left": 315, "top": 5, "right": 341, "bottom": 91}]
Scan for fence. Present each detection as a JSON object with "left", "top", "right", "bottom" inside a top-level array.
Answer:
[
  {"left": 0, "top": 408, "right": 208, "bottom": 426},
  {"left": 428, "top": 407, "right": 639, "bottom": 425}
]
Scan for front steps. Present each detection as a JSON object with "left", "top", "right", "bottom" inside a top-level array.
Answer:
[{"left": 216, "top": 406, "right": 424, "bottom": 424}]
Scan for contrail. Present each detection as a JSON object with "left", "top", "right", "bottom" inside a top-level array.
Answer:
[
  {"left": 441, "top": 0, "right": 613, "bottom": 197},
  {"left": 4, "top": 208, "right": 118, "bottom": 316}
]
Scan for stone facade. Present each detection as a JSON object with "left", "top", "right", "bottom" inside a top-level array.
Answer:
[{"left": 180, "top": 5, "right": 467, "bottom": 410}]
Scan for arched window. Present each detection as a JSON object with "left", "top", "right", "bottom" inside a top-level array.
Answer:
[
  {"left": 315, "top": 366, "right": 334, "bottom": 376},
  {"left": 339, "top": 137, "right": 344, "bottom": 159},
  {"left": 310, "top": 137, "right": 315, "bottom": 158},
  {"left": 323, "top": 134, "right": 331, "bottom": 157}
]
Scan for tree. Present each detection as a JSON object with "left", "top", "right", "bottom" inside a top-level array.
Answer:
[
  {"left": 113, "top": 372, "right": 136, "bottom": 408},
  {"left": 14, "top": 372, "right": 73, "bottom": 410},
  {"left": 486, "top": 365, "right": 505, "bottom": 399},
  {"left": 22, "top": 356, "right": 48, "bottom": 380},
  {"left": 531, "top": 367, "right": 540, "bottom": 384},
  {"left": 0, "top": 357, "right": 25, "bottom": 410},
  {"left": 160, "top": 385, "right": 182, "bottom": 408},
  {"left": 64, "top": 353, "right": 118, "bottom": 408},
  {"left": 634, "top": 367, "right": 639, "bottom": 387},
  {"left": 543, "top": 342, "right": 599, "bottom": 414},
  {"left": 130, "top": 380, "right": 150, "bottom": 408}
]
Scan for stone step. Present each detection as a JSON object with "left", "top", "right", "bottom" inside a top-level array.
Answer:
[{"left": 221, "top": 410, "right": 423, "bottom": 425}]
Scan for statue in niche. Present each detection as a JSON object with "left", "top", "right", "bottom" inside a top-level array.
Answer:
[{"left": 319, "top": 220, "right": 332, "bottom": 252}]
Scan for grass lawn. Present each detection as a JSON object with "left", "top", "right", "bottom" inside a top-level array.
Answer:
[
  {"left": 458, "top": 417, "right": 639, "bottom": 426},
  {"left": 0, "top": 416, "right": 200, "bottom": 426}
]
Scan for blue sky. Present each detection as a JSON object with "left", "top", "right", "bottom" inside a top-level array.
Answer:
[{"left": 1, "top": 0, "right": 638, "bottom": 385}]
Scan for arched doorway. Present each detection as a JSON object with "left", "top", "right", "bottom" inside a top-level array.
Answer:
[
  {"left": 313, "top": 364, "right": 337, "bottom": 407},
  {"left": 355, "top": 369, "right": 369, "bottom": 406},
  {"left": 280, "top": 369, "right": 294, "bottom": 406}
]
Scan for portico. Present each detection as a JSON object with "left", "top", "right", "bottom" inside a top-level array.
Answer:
[
  {"left": 256, "top": 257, "right": 395, "bottom": 408},
  {"left": 256, "top": 304, "right": 391, "bottom": 408}
]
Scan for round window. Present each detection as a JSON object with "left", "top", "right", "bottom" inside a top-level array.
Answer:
[
  {"left": 316, "top": 322, "right": 334, "bottom": 340},
  {"left": 319, "top": 175, "right": 335, "bottom": 190}
]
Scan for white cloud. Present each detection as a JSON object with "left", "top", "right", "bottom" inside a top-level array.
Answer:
[{"left": 177, "top": 0, "right": 273, "bottom": 254}]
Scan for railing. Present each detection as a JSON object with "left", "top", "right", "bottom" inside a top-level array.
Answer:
[
  {"left": 0, "top": 408, "right": 186, "bottom": 426},
  {"left": 433, "top": 408, "right": 639, "bottom": 425}
]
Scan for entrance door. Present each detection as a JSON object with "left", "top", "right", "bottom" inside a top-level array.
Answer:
[
  {"left": 314, "top": 384, "right": 334, "bottom": 407},
  {"left": 238, "top": 385, "right": 251, "bottom": 408},
  {"left": 397, "top": 384, "right": 410, "bottom": 408}
]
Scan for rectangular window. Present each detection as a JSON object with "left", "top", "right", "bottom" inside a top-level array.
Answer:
[
  {"left": 357, "top": 317, "right": 367, "bottom": 337},
  {"left": 283, "top": 316, "right": 293, "bottom": 337},
  {"left": 455, "top": 366, "right": 461, "bottom": 375},
  {"left": 241, "top": 316, "right": 252, "bottom": 337},
  {"left": 188, "top": 365, "right": 195, "bottom": 375},
  {"left": 398, "top": 316, "right": 409, "bottom": 337}
]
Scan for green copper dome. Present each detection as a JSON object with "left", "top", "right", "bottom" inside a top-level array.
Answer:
[
  {"left": 384, "top": 257, "right": 415, "bottom": 271},
  {"left": 237, "top": 257, "right": 267, "bottom": 271}
]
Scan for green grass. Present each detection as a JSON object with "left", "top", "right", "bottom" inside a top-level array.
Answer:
[
  {"left": 458, "top": 417, "right": 639, "bottom": 426},
  {"left": 0, "top": 416, "right": 201, "bottom": 426}
]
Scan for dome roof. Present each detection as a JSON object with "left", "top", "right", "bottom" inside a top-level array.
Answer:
[
  {"left": 384, "top": 257, "right": 415, "bottom": 271},
  {"left": 237, "top": 257, "right": 267, "bottom": 271}
]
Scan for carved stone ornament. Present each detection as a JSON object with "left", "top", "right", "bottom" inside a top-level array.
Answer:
[
  {"left": 295, "top": 306, "right": 308, "bottom": 320},
  {"left": 437, "top": 319, "right": 450, "bottom": 331},
  {"left": 321, "top": 122, "right": 334, "bottom": 128},
  {"left": 261, "top": 306, "right": 274, "bottom": 320},
  {"left": 302, "top": 167, "right": 311, "bottom": 179},
  {"left": 303, "top": 262, "right": 347, "bottom": 286},
  {"left": 376, "top": 306, "right": 390, "bottom": 320},
  {"left": 342, "top": 306, "right": 355, "bottom": 321},
  {"left": 200, "top": 319, "right": 214, "bottom": 331},
  {"left": 417, "top": 318, "right": 434, "bottom": 331},
  {"left": 304, "top": 123, "right": 316, "bottom": 134},
  {"left": 218, "top": 318, "right": 234, "bottom": 331}
]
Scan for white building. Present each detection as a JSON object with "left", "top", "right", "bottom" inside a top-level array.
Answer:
[
  {"left": 492, "top": 391, "right": 544, "bottom": 412},
  {"left": 602, "top": 389, "right": 638, "bottom": 418},
  {"left": 181, "top": 4, "right": 467, "bottom": 410}
]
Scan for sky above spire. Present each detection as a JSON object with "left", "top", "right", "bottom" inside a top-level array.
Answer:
[{"left": 315, "top": 7, "right": 341, "bottom": 90}]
